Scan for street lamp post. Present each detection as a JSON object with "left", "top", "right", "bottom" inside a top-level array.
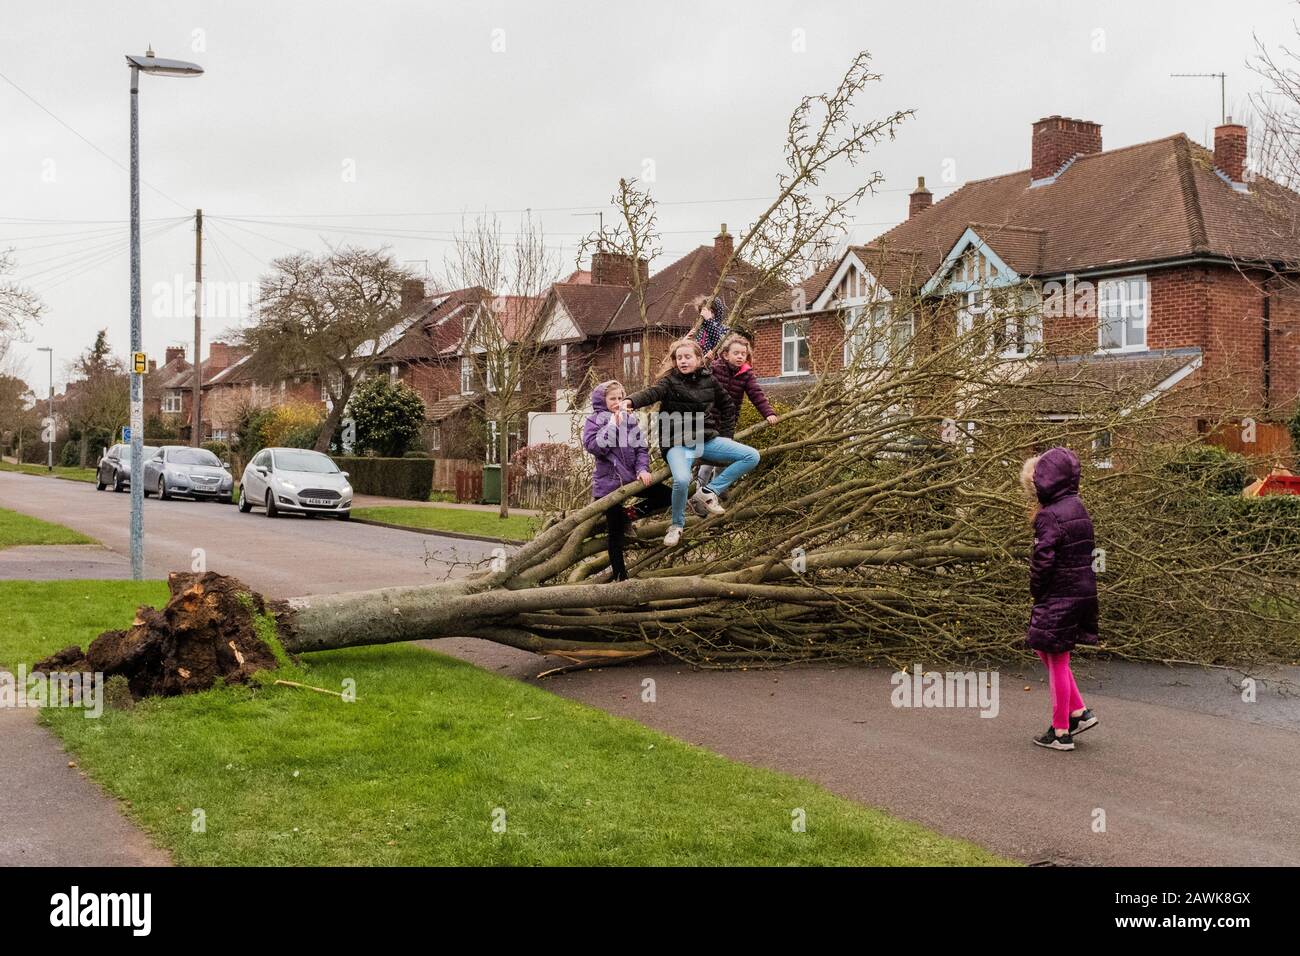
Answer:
[
  {"left": 126, "top": 48, "right": 203, "bottom": 580},
  {"left": 37, "top": 346, "right": 52, "bottom": 470}
]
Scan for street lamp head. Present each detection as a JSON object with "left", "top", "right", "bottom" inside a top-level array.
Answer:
[
  {"left": 36, "top": 346, "right": 52, "bottom": 353},
  {"left": 125, "top": 52, "right": 203, "bottom": 77}
]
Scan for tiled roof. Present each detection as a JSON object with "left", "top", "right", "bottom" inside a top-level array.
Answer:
[
  {"left": 866, "top": 134, "right": 1300, "bottom": 282},
  {"left": 552, "top": 283, "right": 630, "bottom": 337},
  {"left": 991, "top": 348, "right": 1203, "bottom": 415},
  {"left": 382, "top": 287, "right": 489, "bottom": 362},
  {"left": 426, "top": 392, "right": 478, "bottom": 423}
]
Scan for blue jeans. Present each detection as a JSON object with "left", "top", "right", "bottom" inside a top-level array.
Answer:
[{"left": 663, "top": 437, "right": 760, "bottom": 527}]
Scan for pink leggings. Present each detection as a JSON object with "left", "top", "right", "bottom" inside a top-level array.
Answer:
[{"left": 1036, "top": 650, "right": 1085, "bottom": 730}]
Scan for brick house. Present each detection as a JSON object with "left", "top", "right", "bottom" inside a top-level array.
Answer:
[
  {"left": 381, "top": 228, "right": 760, "bottom": 459},
  {"left": 750, "top": 117, "right": 1300, "bottom": 439}
]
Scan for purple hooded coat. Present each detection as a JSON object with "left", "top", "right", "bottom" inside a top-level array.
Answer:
[
  {"left": 1026, "top": 447, "right": 1100, "bottom": 654},
  {"left": 582, "top": 382, "right": 650, "bottom": 499}
]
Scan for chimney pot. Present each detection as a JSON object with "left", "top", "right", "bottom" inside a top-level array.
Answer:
[
  {"left": 713, "top": 223, "right": 734, "bottom": 271},
  {"left": 1214, "top": 122, "right": 1248, "bottom": 184},
  {"left": 1031, "top": 116, "right": 1102, "bottom": 181}
]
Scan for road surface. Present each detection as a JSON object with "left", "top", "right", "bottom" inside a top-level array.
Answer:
[{"left": 2, "top": 469, "right": 1297, "bottom": 866}]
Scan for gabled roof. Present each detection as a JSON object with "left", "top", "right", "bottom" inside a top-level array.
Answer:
[
  {"left": 153, "top": 356, "right": 192, "bottom": 389},
  {"left": 552, "top": 283, "right": 630, "bottom": 337},
  {"left": 869, "top": 134, "right": 1300, "bottom": 282},
  {"left": 381, "top": 287, "right": 490, "bottom": 362}
]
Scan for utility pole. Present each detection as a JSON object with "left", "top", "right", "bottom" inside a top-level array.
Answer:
[
  {"left": 1170, "top": 72, "right": 1227, "bottom": 126},
  {"left": 37, "top": 346, "right": 52, "bottom": 470},
  {"left": 192, "top": 208, "right": 202, "bottom": 446}
]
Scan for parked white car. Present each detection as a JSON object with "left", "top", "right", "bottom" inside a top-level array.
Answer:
[{"left": 239, "top": 447, "right": 353, "bottom": 519}]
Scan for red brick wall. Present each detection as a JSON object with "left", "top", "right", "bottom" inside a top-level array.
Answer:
[
  {"left": 751, "top": 312, "right": 846, "bottom": 379},
  {"left": 398, "top": 360, "right": 460, "bottom": 409}
]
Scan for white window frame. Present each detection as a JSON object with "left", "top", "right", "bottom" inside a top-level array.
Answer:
[
  {"left": 622, "top": 339, "right": 641, "bottom": 382},
  {"left": 389, "top": 364, "right": 399, "bottom": 381},
  {"left": 958, "top": 286, "right": 1039, "bottom": 359},
  {"left": 782, "top": 319, "right": 810, "bottom": 376},
  {"left": 559, "top": 344, "right": 568, "bottom": 382},
  {"left": 460, "top": 356, "right": 474, "bottom": 395},
  {"left": 163, "top": 390, "right": 183, "bottom": 414},
  {"left": 1097, "top": 275, "right": 1148, "bottom": 353},
  {"left": 845, "top": 304, "right": 915, "bottom": 367}
]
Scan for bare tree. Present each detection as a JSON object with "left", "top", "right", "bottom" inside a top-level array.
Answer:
[
  {"left": 577, "top": 178, "right": 662, "bottom": 387},
  {"left": 448, "top": 215, "right": 562, "bottom": 518},
  {"left": 241, "top": 246, "right": 415, "bottom": 452},
  {"left": 0, "top": 248, "right": 44, "bottom": 359}
]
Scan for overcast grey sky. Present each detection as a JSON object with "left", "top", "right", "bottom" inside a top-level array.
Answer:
[{"left": 1, "top": 0, "right": 1291, "bottom": 389}]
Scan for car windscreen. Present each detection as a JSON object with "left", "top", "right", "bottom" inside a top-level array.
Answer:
[
  {"left": 169, "top": 448, "right": 222, "bottom": 466},
  {"left": 273, "top": 450, "right": 339, "bottom": 474},
  {"left": 116, "top": 445, "right": 159, "bottom": 461}
]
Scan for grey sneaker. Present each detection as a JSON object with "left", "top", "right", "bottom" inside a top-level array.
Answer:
[
  {"left": 689, "top": 487, "right": 725, "bottom": 516},
  {"left": 663, "top": 525, "right": 683, "bottom": 547}
]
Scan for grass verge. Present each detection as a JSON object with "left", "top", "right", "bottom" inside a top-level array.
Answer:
[
  {"left": 9, "top": 580, "right": 1005, "bottom": 866},
  {"left": 0, "top": 507, "right": 95, "bottom": 549},
  {"left": 0, "top": 461, "right": 98, "bottom": 483},
  {"left": 352, "top": 505, "right": 535, "bottom": 541}
]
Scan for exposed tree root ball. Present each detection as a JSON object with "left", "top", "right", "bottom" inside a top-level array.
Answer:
[{"left": 33, "top": 572, "right": 280, "bottom": 699}]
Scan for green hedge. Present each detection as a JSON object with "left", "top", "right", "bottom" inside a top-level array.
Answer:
[{"left": 332, "top": 455, "right": 433, "bottom": 501}]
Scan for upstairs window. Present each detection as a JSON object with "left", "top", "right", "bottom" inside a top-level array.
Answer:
[
  {"left": 460, "top": 356, "right": 474, "bottom": 394},
  {"left": 1098, "top": 276, "right": 1147, "bottom": 351},
  {"left": 622, "top": 339, "right": 641, "bottom": 382},
  {"left": 959, "top": 287, "right": 1039, "bottom": 357},
  {"left": 845, "top": 305, "right": 914, "bottom": 367},
  {"left": 163, "top": 390, "right": 183, "bottom": 414}
]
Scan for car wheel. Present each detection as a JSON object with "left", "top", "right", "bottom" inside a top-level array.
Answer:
[
  {"left": 114, "top": 474, "right": 126, "bottom": 492},
  {"left": 158, "top": 476, "right": 170, "bottom": 501},
  {"left": 96, "top": 472, "right": 106, "bottom": 491},
  {"left": 265, "top": 490, "right": 278, "bottom": 518},
  {"left": 238, "top": 490, "right": 252, "bottom": 513}
]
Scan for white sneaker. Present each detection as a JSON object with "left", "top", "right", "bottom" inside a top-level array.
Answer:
[
  {"left": 689, "top": 487, "right": 725, "bottom": 516},
  {"left": 663, "top": 525, "right": 683, "bottom": 547}
]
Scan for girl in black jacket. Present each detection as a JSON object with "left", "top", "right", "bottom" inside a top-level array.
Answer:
[{"left": 624, "top": 338, "right": 760, "bottom": 547}]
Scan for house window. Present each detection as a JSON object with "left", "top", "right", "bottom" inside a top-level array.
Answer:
[
  {"left": 429, "top": 427, "right": 441, "bottom": 452},
  {"left": 845, "top": 305, "right": 914, "bottom": 366},
  {"left": 163, "top": 390, "right": 183, "bottom": 414},
  {"left": 211, "top": 428, "right": 228, "bottom": 442},
  {"left": 622, "top": 340, "right": 641, "bottom": 381},
  {"left": 560, "top": 344, "right": 568, "bottom": 382},
  {"left": 1098, "top": 276, "right": 1147, "bottom": 351},
  {"left": 1092, "top": 431, "right": 1114, "bottom": 469},
  {"left": 485, "top": 420, "right": 522, "bottom": 464},
  {"left": 782, "top": 320, "right": 809, "bottom": 375},
  {"left": 959, "top": 288, "right": 1038, "bottom": 357},
  {"left": 460, "top": 356, "right": 474, "bottom": 394},
  {"left": 389, "top": 364, "right": 399, "bottom": 381}
]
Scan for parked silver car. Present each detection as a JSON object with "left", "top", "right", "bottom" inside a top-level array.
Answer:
[
  {"left": 239, "top": 447, "right": 353, "bottom": 519},
  {"left": 95, "top": 443, "right": 159, "bottom": 492},
  {"left": 142, "top": 445, "right": 234, "bottom": 502}
]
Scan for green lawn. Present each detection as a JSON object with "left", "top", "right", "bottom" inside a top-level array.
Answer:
[
  {"left": 0, "top": 460, "right": 98, "bottom": 483},
  {"left": 10, "top": 580, "right": 1005, "bottom": 867},
  {"left": 0, "top": 507, "right": 95, "bottom": 549},
  {"left": 353, "top": 505, "right": 536, "bottom": 541}
]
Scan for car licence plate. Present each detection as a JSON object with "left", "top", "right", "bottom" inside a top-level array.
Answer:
[{"left": 303, "top": 497, "right": 334, "bottom": 506}]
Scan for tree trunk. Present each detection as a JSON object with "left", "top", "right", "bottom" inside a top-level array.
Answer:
[{"left": 315, "top": 378, "right": 352, "bottom": 453}]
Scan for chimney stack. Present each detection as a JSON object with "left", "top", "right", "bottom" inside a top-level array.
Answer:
[
  {"left": 908, "top": 177, "right": 933, "bottom": 218},
  {"left": 591, "top": 250, "right": 648, "bottom": 286},
  {"left": 401, "top": 278, "right": 426, "bottom": 312},
  {"left": 713, "top": 223, "right": 734, "bottom": 270},
  {"left": 1214, "top": 119, "right": 1248, "bottom": 184},
  {"left": 164, "top": 345, "right": 185, "bottom": 365},
  {"left": 1031, "top": 116, "right": 1102, "bottom": 182},
  {"left": 208, "top": 341, "right": 232, "bottom": 371}
]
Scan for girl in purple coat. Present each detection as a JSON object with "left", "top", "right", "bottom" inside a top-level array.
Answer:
[
  {"left": 582, "top": 381, "right": 672, "bottom": 580},
  {"left": 1021, "top": 447, "right": 1100, "bottom": 751}
]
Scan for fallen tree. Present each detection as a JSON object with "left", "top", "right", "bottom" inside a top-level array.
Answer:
[{"left": 37, "top": 51, "right": 1300, "bottom": 697}]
